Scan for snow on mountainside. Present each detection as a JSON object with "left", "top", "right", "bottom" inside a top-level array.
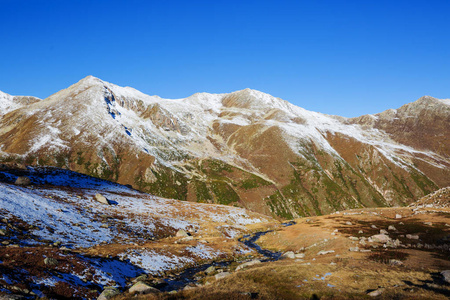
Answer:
[
  {"left": 0, "top": 166, "right": 271, "bottom": 297},
  {"left": 0, "top": 90, "right": 40, "bottom": 117},
  {"left": 0, "top": 76, "right": 449, "bottom": 218}
]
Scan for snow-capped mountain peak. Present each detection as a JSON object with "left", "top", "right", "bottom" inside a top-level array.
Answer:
[{"left": 0, "top": 77, "right": 448, "bottom": 219}]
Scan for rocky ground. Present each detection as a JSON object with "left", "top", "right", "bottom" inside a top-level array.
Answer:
[{"left": 0, "top": 164, "right": 449, "bottom": 299}]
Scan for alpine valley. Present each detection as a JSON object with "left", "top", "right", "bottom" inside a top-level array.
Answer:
[
  {"left": 0, "top": 76, "right": 449, "bottom": 218},
  {"left": 0, "top": 77, "right": 450, "bottom": 299}
]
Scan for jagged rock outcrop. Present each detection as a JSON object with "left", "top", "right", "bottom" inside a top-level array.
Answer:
[{"left": 0, "top": 76, "right": 448, "bottom": 218}]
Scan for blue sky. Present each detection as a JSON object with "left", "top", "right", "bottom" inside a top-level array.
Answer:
[{"left": 1, "top": 0, "right": 449, "bottom": 117}]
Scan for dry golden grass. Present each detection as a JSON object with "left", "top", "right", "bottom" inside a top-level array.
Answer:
[{"left": 115, "top": 206, "right": 450, "bottom": 300}]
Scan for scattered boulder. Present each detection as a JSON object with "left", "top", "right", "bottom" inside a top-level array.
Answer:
[
  {"left": 388, "top": 225, "right": 397, "bottom": 231},
  {"left": 295, "top": 253, "right": 305, "bottom": 259},
  {"left": 389, "top": 259, "right": 403, "bottom": 266},
  {"left": 371, "top": 225, "right": 378, "bottom": 229},
  {"left": 98, "top": 287, "right": 120, "bottom": 300},
  {"left": 317, "top": 250, "right": 335, "bottom": 255},
  {"left": 441, "top": 270, "right": 450, "bottom": 284},
  {"left": 14, "top": 176, "right": 31, "bottom": 186},
  {"left": 406, "top": 234, "right": 419, "bottom": 240},
  {"left": 380, "top": 229, "right": 389, "bottom": 235},
  {"left": 129, "top": 282, "right": 160, "bottom": 295},
  {"left": 369, "top": 234, "right": 391, "bottom": 244},
  {"left": 236, "top": 259, "right": 261, "bottom": 271},
  {"left": 215, "top": 272, "right": 231, "bottom": 280},
  {"left": 395, "top": 214, "right": 402, "bottom": 219},
  {"left": 281, "top": 251, "right": 296, "bottom": 259},
  {"left": 205, "top": 266, "right": 216, "bottom": 275},
  {"left": 132, "top": 274, "right": 148, "bottom": 283},
  {"left": 176, "top": 230, "right": 190, "bottom": 238},
  {"left": 368, "top": 288, "right": 384, "bottom": 297},
  {"left": 94, "top": 193, "right": 111, "bottom": 205},
  {"left": 44, "top": 257, "right": 58, "bottom": 266}
]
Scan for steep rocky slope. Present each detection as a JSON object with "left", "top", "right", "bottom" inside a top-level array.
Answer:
[{"left": 0, "top": 77, "right": 448, "bottom": 218}]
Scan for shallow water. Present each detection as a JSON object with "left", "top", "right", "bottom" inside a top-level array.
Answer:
[{"left": 161, "top": 220, "right": 296, "bottom": 291}]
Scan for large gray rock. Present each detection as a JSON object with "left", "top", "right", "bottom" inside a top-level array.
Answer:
[
  {"left": 129, "top": 282, "right": 160, "bottom": 295},
  {"left": 281, "top": 251, "right": 296, "bottom": 259},
  {"left": 176, "top": 229, "right": 190, "bottom": 237},
  {"left": 14, "top": 176, "right": 31, "bottom": 186},
  {"left": 94, "top": 193, "right": 110, "bottom": 205},
  {"left": 441, "top": 270, "right": 450, "bottom": 284},
  {"left": 97, "top": 287, "right": 120, "bottom": 300},
  {"left": 369, "top": 234, "right": 391, "bottom": 244}
]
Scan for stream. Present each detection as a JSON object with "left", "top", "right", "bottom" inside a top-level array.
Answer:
[{"left": 160, "top": 220, "right": 296, "bottom": 292}]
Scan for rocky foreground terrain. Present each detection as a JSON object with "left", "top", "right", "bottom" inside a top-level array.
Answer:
[
  {"left": 1, "top": 77, "right": 449, "bottom": 219},
  {"left": 0, "top": 164, "right": 449, "bottom": 299}
]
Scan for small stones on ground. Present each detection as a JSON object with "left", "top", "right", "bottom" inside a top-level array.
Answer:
[
  {"left": 358, "top": 230, "right": 364, "bottom": 234},
  {"left": 0, "top": 229, "right": 6, "bottom": 236},
  {"left": 379, "top": 229, "right": 389, "bottom": 235},
  {"left": 424, "top": 222, "right": 433, "bottom": 226},
  {"left": 388, "top": 225, "right": 397, "bottom": 231},
  {"left": 317, "top": 250, "right": 335, "bottom": 255},
  {"left": 215, "top": 272, "right": 231, "bottom": 280},
  {"left": 368, "top": 288, "right": 385, "bottom": 297},
  {"left": 295, "top": 253, "right": 305, "bottom": 259},
  {"left": 349, "top": 236, "right": 359, "bottom": 241},
  {"left": 371, "top": 225, "right": 378, "bottom": 229},
  {"left": 345, "top": 221, "right": 353, "bottom": 226},
  {"left": 129, "top": 282, "right": 160, "bottom": 295},
  {"left": 349, "top": 247, "right": 359, "bottom": 252},
  {"left": 395, "top": 214, "right": 402, "bottom": 219}
]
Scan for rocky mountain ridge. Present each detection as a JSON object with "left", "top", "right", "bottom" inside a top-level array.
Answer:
[{"left": 0, "top": 76, "right": 449, "bottom": 218}]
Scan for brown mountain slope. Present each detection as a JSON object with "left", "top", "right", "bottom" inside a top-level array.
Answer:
[{"left": 0, "top": 77, "right": 448, "bottom": 218}]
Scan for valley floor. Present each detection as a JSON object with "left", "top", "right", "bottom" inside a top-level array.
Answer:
[{"left": 0, "top": 166, "right": 449, "bottom": 299}]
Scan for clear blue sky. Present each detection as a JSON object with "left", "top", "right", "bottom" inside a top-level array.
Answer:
[{"left": 1, "top": 0, "right": 449, "bottom": 117}]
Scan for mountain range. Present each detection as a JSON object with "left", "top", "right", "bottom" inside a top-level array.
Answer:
[{"left": 0, "top": 76, "right": 449, "bottom": 218}]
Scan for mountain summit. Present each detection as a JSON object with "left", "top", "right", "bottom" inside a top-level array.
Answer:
[{"left": 0, "top": 77, "right": 448, "bottom": 218}]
